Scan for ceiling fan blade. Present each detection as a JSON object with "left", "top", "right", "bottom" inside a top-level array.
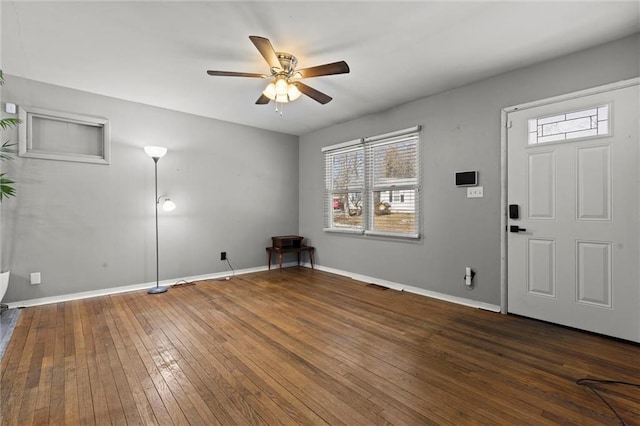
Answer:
[
  {"left": 295, "top": 82, "right": 333, "bottom": 104},
  {"left": 297, "top": 61, "right": 350, "bottom": 78},
  {"left": 249, "top": 36, "right": 281, "bottom": 70},
  {"left": 255, "top": 94, "right": 271, "bottom": 105},
  {"left": 207, "top": 70, "right": 267, "bottom": 78}
]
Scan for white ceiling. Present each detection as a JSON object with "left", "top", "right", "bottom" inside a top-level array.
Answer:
[{"left": 2, "top": 1, "right": 639, "bottom": 136}]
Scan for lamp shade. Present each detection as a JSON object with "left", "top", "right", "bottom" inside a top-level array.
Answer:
[
  {"left": 144, "top": 146, "right": 167, "bottom": 159},
  {"left": 162, "top": 199, "right": 176, "bottom": 212}
]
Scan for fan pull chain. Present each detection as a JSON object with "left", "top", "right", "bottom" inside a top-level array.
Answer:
[{"left": 273, "top": 101, "right": 284, "bottom": 116}]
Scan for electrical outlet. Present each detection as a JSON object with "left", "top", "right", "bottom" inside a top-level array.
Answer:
[
  {"left": 220, "top": 252, "right": 227, "bottom": 261},
  {"left": 467, "top": 186, "right": 484, "bottom": 198}
]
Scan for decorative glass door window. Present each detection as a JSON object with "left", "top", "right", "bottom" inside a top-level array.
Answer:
[{"left": 528, "top": 105, "right": 609, "bottom": 145}]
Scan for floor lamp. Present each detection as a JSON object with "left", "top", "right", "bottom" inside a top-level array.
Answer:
[{"left": 144, "top": 145, "right": 169, "bottom": 294}]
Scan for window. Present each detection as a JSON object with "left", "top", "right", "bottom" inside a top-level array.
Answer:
[
  {"left": 323, "top": 126, "right": 421, "bottom": 238},
  {"left": 528, "top": 105, "right": 609, "bottom": 145},
  {"left": 19, "top": 106, "right": 111, "bottom": 164}
]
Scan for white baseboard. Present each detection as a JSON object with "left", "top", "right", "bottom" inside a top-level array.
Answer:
[
  {"left": 6, "top": 262, "right": 499, "bottom": 313},
  {"left": 5, "top": 263, "right": 294, "bottom": 309},
  {"left": 312, "top": 264, "right": 500, "bottom": 312}
]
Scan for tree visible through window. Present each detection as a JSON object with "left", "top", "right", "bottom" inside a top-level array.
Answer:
[
  {"left": 330, "top": 148, "right": 364, "bottom": 229},
  {"left": 323, "top": 127, "right": 421, "bottom": 238}
]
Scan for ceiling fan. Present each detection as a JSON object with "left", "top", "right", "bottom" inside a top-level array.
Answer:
[{"left": 206, "top": 36, "right": 350, "bottom": 107}]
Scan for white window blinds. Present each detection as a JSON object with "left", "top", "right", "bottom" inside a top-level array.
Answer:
[
  {"left": 323, "top": 126, "right": 421, "bottom": 238},
  {"left": 323, "top": 140, "right": 365, "bottom": 232}
]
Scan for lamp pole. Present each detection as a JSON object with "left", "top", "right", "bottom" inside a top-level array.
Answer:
[{"left": 145, "top": 146, "right": 169, "bottom": 294}]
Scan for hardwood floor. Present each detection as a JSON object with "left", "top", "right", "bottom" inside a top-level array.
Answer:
[{"left": 1, "top": 268, "right": 639, "bottom": 425}]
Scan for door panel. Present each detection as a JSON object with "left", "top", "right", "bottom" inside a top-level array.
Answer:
[
  {"left": 528, "top": 151, "right": 556, "bottom": 219},
  {"left": 507, "top": 83, "right": 639, "bottom": 342},
  {"left": 576, "top": 241, "right": 611, "bottom": 307},
  {"left": 527, "top": 238, "right": 556, "bottom": 297},
  {"left": 577, "top": 145, "right": 610, "bottom": 220}
]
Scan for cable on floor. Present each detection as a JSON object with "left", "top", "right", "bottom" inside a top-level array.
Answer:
[
  {"left": 171, "top": 279, "right": 195, "bottom": 288},
  {"left": 225, "top": 257, "right": 235, "bottom": 278},
  {"left": 215, "top": 256, "right": 236, "bottom": 281},
  {"left": 576, "top": 377, "right": 640, "bottom": 425}
]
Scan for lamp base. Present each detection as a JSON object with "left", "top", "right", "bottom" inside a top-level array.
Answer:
[{"left": 147, "top": 286, "right": 168, "bottom": 294}]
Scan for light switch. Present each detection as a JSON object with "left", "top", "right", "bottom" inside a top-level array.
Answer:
[
  {"left": 5, "top": 103, "right": 17, "bottom": 114},
  {"left": 467, "top": 186, "right": 484, "bottom": 198},
  {"left": 30, "top": 272, "right": 41, "bottom": 285}
]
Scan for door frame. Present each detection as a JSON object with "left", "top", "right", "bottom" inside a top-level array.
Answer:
[{"left": 499, "top": 77, "right": 640, "bottom": 314}]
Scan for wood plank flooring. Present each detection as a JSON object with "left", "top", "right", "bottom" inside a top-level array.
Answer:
[{"left": 2, "top": 268, "right": 639, "bottom": 425}]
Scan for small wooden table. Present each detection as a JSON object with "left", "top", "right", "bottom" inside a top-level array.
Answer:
[{"left": 266, "top": 235, "right": 314, "bottom": 270}]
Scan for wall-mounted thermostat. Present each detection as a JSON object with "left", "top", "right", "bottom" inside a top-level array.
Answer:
[
  {"left": 455, "top": 170, "right": 478, "bottom": 186},
  {"left": 5, "top": 103, "right": 17, "bottom": 114}
]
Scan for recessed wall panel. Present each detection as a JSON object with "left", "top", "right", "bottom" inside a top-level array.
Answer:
[
  {"left": 527, "top": 239, "right": 556, "bottom": 297},
  {"left": 528, "top": 151, "right": 556, "bottom": 219},
  {"left": 577, "top": 145, "right": 611, "bottom": 220},
  {"left": 577, "top": 241, "right": 612, "bottom": 307}
]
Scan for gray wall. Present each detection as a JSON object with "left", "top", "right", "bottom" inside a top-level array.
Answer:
[
  {"left": 1, "top": 76, "right": 299, "bottom": 302},
  {"left": 299, "top": 34, "right": 640, "bottom": 306},
  {"left": 3, "top": 34, "right": 638, "bottom": 306}
]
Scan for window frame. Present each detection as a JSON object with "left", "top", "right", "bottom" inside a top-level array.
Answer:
[{"left": 323, "top": 126, "right": 421, "bottom": 239}]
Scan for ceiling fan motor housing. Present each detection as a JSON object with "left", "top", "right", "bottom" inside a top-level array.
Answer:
[{"left": 274, "top": 52, "right": 298, "bottom": 75}]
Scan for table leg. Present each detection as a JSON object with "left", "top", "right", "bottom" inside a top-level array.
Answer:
[
  {"left": 309, "top": 249, "right": 314, "bottom": 269},
  {"left": 267, "top": 249, "right": 272, "bottom": 270},
  {"left": 279, "top": 253, "right": 283, "bottom": 270}
]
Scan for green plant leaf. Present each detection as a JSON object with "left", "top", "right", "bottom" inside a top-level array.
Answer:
[
  {"left": 0, "top": 141, "right": 16, "bottom": 161},
  {"left": 0, "top": 117, "right": 21, "bottom": 130},
  {"left": 0, "top": 173, "right": 16, "bottom": 200},
  {"left": 0, "top": 68, "right": 19, "bottom": 203}
]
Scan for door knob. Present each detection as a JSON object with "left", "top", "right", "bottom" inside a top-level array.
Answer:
[{"left": 510, "top": 225, "right": 527, "bottom": 233}]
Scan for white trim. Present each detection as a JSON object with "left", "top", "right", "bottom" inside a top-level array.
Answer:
[
  {"left": 499, "top": 77, "right": 640, "bottom": 315},
  {"left": 4, "top": 264, "right": 299, "bottom": 308},
  {"left": 5, "top": 263, "right": 498, "bottom": 312},
  {"left": 313, "top": 264, "right": 500, "bottom": 312},
  {"left": 363, "top": 125, "right": 422, "bottom": 142},
  {"left": 323, "top": 227, "right": 364, "bottom": 234},
  {"left": 321, "top": 138, "right": 362, "bottom": 152},
  {"left": 364, "top": 230, "right": 420, "bottom": 239},
  {"left": 503, "top": 78, "right": 639, "bottom": 114},
  {"left": 500, "top": 109, "right": 508, "bottom": 314}
]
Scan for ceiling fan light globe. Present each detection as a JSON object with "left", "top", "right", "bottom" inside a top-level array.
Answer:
[
  {"left": 275, "top": 78, "right": 288, "bottom": 96},
  {"left": 287, "top": 84, "right": 302, "bottom": 101},
  {"left": 275, "top": 94, "right": 289, "bottom": 103},
  {"left": 263, "top": 82, "right": 276, "bottom": 100}
]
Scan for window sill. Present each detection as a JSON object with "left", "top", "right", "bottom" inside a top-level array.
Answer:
[
  {"left": 323, "top": 228, "right": 364, "bottom": 235},
  {"left": 323, "top": 228, "right": 420, "bottom": 240},
  {"left": 364, "top": 230, "right": 420, "bottom": 239}
]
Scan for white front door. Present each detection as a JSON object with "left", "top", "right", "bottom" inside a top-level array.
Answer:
[{"left": 507, "top": 81, "right": 639, "bottom": 343}]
